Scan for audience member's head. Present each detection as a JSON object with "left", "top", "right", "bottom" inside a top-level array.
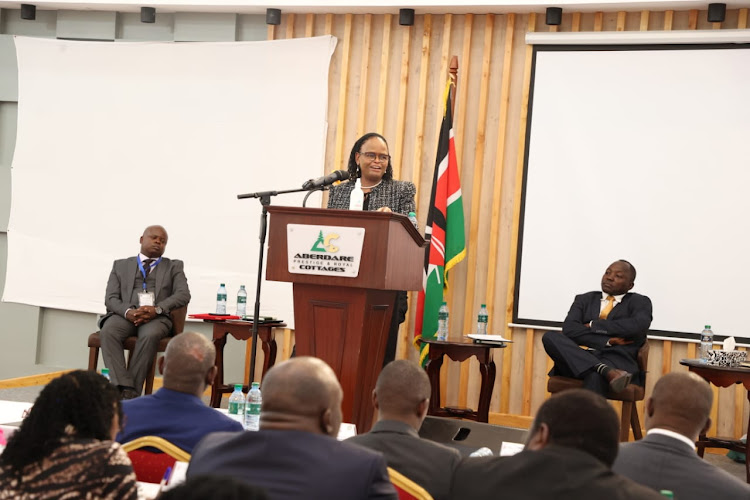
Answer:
[
  {"left": 159, "top": 475, "right": 269, "bottom": 500},
  {"left": 0, "top": 370, "right": 122, "bottom": 475},
  {"left": 645, "top": 371, "right": 712, "bottom": 441},
  {"left": 259, "top": 357, "right": 343, "bottom": 437},
  {"left": 374, "top": 360, "right": 431, "bottom": 430},
  {"left": 526, "top": 389, "right": 620, "bottom": 467},
  {"left": 160, "top": 331, "right": 217, "bottom": 397}
]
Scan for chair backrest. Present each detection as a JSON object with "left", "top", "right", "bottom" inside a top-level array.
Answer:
[
  {"left": 170, "top": 306, "right": 188, "bottom": 335},
  {"left": 387, "top": 467, "right": 434, "bottom": 500},
  {"left": 637, "top": 340, "right": 649, "bottom": 372},
  {"left": 122, "top": 436, "right": 190, "bottom": 483}
]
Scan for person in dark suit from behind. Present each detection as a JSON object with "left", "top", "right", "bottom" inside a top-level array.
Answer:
[
  {"left": 117, "top": 331, "right": 242, "bottom": 453},
  {"left": 613, "top": 372, "right": 750, "bottom": 499},
  {"left": 99, "top": 225, "right": 191, "bottom": 399},
  {"left": 347, "top": 360, "right": 461, "bottom": 500},
  {"left": 187, "top": 357, "right": 397, "bottom": 500},
  {"left": 542, "top": 259, "right": 652, "bottom": 395},
  {"left": 159, "top": 475, "right": 269, "bottom": 500},
  {"left": 450, "top": 389, "right": 663, "bottom": 500}
]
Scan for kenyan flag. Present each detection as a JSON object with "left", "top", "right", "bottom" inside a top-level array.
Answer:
[{"left": 414, "top": 81, "right": 466, "bottom": 365}]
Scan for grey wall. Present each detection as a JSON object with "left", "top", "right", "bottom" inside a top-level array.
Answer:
[{"left": 0, "top": 8, "right": 267, "bottom": 383}]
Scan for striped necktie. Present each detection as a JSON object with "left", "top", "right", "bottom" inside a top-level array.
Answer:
[{"left": 143, "top": 259, "right": 155, "bottom": 277}]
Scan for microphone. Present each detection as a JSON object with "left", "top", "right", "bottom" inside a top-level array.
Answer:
[{"left": 302, "top": 170, "right": 350, "bottom": 190}]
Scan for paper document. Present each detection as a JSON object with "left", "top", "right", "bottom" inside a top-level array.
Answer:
[
  {"left": 499, "top": 441, "right": 525, "bottom": 456},
  {"left": 467, "top": 334, "right": 513, "bottom": 343}
]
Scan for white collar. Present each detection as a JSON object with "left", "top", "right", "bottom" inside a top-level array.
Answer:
[
  {"left": 601, "top": 291, "right": 626, "bottom": 303},
  {"left": 647, "top": 428, "right": 696, "bottom": 449}
]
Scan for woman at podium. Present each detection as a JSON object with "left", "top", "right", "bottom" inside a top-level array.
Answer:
[{"left": 328, "top": 132, "right": 417, "bottom": 364}]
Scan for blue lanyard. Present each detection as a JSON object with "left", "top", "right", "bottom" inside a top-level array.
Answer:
[{"left": 137, "top": 255, "right": 162, "bottom": 291}]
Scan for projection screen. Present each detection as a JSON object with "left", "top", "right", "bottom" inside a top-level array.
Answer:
[
  {"left": 514, "top": 43, "right": 750, "bottom": 341},
  {"left": 3, "top": 36, "right": 338, "bottom": 328}
]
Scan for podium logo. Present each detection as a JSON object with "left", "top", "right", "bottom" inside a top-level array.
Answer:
[{"left": 310, "top": 230, "right": 340, "bottom": 253}]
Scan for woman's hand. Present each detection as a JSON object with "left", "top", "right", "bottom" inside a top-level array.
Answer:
[{"left": 376, "top": 207, "right": 392, "bottom": 212}]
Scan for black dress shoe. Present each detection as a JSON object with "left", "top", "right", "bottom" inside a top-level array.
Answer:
[
  {"left": 606, "top": 369, "right": 632, "bottom": 393},
  {"left": 120, "top": 388, "right": 140, "bottom": 400}
]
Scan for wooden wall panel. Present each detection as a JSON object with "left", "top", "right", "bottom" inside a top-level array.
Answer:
[{"left": 275, "top": 9, "right": 750, "bottom": 438}]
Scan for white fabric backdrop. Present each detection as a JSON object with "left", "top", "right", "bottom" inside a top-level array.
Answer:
[
  {"left": 516, "top": 46, "right": 750, "bottom": 339},
  {"left": 4, "top": 36, "right": 338, "bottom": 328}
]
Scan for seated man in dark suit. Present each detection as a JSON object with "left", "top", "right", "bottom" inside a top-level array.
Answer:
[
  {"left": 542, "top": 260, "right": 652, "bottom": 395},
  {"left": 613, "top": 372, "right": 750, "bottom": 499},
  {"left": 450, "top": 389, "right": 663, "bottom": 500},
  {"left": 99, "top": 225, "right": 190, "bottom": 399},
  {"left": 347, "top": 360, "right": 461, "bottom": 500},
  {"left": 188, "top": 357, "right": 397, "bottom": 500},
  {"left": 117, "top": 331, "right": 242, "bottom": 453}
]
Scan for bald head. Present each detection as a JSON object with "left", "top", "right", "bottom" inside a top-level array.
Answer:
[
  {"left": 260, "top": 357, "right": 343, "bottom": 436},
  {"left": 374, "top": 360, "right": 431, "bottom": 427},
  {"left": 161, "top": 332, "right": 216, "bottom": 396},
  {"left": 140, "top": 225, "right": 168, "bottom": 258},
  {"left": 646, "top": 372, "right": 713, "bottom": 440}
]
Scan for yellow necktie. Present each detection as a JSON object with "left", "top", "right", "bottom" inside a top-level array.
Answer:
[{"left": 599, "top": 295, "right": 615, "bottom": 319}]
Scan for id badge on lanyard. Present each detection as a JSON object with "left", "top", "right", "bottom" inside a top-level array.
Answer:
[{"left": 137, "top": 255, "right": 161, "bottom": 307}]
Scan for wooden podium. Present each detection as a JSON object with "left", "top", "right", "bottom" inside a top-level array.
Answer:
[{"left": 266, "top": 205, "right": 425, "bottom": 432}]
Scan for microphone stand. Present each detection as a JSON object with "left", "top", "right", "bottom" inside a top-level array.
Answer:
[{"left": 237, "top": 184, "right": 327, "bottom": 386}]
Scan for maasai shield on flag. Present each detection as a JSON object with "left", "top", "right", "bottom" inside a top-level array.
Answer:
[{"left": 414, "top": 82, "right": 466, "bottom": 365}]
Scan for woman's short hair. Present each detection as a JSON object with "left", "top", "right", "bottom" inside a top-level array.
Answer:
[
  {"left": 346, "top": 132, "right": 394, "bottom": 182},
  {"left": 0, "top": 370, "right": 122, "bottom": 474}
]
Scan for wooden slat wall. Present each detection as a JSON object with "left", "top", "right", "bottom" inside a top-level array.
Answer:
[{"left": 269, "top": 9, "right": 750, "bottom": 438}]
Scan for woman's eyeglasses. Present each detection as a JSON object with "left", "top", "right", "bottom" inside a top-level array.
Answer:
[{"left": 359, "top": 151, "right": 390, "bottom": 163}]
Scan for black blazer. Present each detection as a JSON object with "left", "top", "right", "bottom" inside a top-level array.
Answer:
[
  {"left": 562, "top": 291, "right": 652, "bottom": 364},
  {"left": 450, "top": 445, "right": 664, "bottom": 500}
]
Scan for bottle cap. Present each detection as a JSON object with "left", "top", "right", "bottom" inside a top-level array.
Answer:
[
  {"left": 251, "top": 382, "right": 260, "bottom": 388},
  {"left": 408, "top": 212, "right": 416, "bottom": 216},
  {"left": 705, "top": 325, "right": 711, "bottom": 329},
  {"left": 442, "top": 301, "right": 447, "bottom": 305},
  {"left": 234, "top": 383, "right": 243, "bottom": 390},
  {"left": 220, "top": 283, "right": 225, "bottom": 286},
  {"left": 481, "top": 304, "right": 486, "bottom": 307},
  {"left": 101, "top": 368, "right": 109, "bottom": 375}
]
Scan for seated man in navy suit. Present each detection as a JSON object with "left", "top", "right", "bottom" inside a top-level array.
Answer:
[
  {"left": 188, "top": 357, "right": 397, "bottom": 500},
  {"left": 542, "top": 260, "right": 652, "bottom": 395},
  {"left": 117, "top": 331, "right": 242, "bottom": 453}
]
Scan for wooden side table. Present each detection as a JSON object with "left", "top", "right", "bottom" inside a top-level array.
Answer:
[
  {"left": 209, "top": 320, "right": 286, "bottom": 407},
  {"left": 421, "top": 338, "right": 506, "bottom": 423},
  {"left": 680, "top": 358, "right": 750, "bottom": 483}
]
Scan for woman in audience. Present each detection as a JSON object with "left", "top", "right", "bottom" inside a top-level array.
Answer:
[{"left": 0, "top": 370, "right": 138, "bottom": 499}]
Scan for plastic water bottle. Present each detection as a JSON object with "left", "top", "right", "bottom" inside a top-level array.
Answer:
[
  {"left": 407, "top": 211, "right": 418, "bottom": 229},
  {"left": 245, "top": 382, "right": 262, "bottom": 431},
  {"left": 349, "top": 178, "right": 364, "bottom": 210},
  {"left": 236, "top": 285, "right": 247, "bottom": 318},
  {"left": 437, "top": 302, "right": 449, "bottom": 341},
  {"left": 699, "top": 325, "right": 713, "bottom": 362},
  {"left": 101, "top": 368, "right": 111, "bottom": 382},
  {"left": 216, "top": 283, "right": 227, "bottom": 315},
  {"left": 228, "top": 383, "right": 245, "bottom": 420},
  {"left": 476, "top": 304, "right": 489, "bottom": 335}
]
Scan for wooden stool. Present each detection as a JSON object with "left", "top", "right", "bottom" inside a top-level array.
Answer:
[
  {"left": 421, "top": 338, "right": 505, "bottom": 423},
  {"left": 209, "top": 320, "right": 286, "bottom": 407}
]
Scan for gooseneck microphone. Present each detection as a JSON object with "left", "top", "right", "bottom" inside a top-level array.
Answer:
[{"left": 302, "top": 170, "right": 350, "bottom": 190}]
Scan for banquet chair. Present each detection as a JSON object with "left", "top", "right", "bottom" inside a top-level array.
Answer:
[
  {"left": 122, "top": 435, "right": 191, "bottom": 483},
  {"left": 547, "top": 340, "right": 650, "bottom": 442},
  {"left": 387, "top": 467, "right": 434, "bottom": 500},
  {"left": 87, "top": 306, "right": 187, "bottom": 394}
]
